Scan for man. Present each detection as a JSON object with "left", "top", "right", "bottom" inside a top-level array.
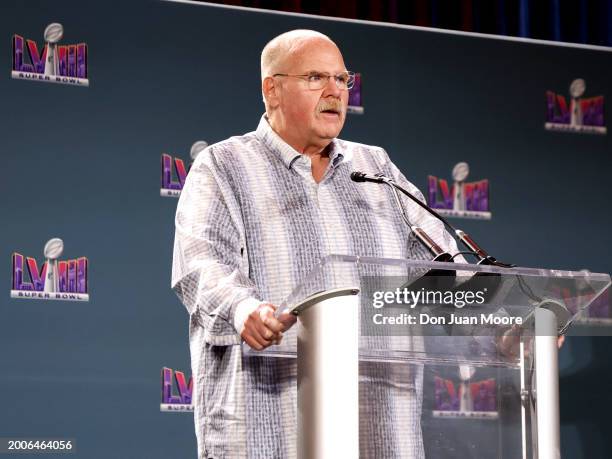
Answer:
[{"left": 172, "top": 29, "right": 461, "bottom": 458}]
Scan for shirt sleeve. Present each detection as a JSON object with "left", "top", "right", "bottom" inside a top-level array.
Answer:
[{"left": 171, "top": 147, "right": 262, "bottom": 346}]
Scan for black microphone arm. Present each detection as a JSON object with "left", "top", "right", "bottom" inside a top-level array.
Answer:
[
  {"left": 350, "top": 171, "right": 452, "bottom": 262},
  {"left": 350, "top": 171, "right": 514, "bottom": 268}
]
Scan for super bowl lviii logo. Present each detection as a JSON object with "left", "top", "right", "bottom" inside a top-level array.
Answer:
[
  {"left": 161, "top": 367, "right": 193, "bottom": 412},
  {"left": 347, "top": 72, "right": 363, "bottom": 115},
  {"left": 11, "top": 238, "right": 89, "bottom": 301},
  {"left": 161, "top": 141, "right": 207, "bottom": 197},
  {"left": 427, "top": 162, "right": 491, "bottom": 220},
  {"left": 12, "top": 23, "right": 88, "bottom": 87},
  {"left": 433, "top": 368, "right": 498, "bottom": 419},
  {"left": 545, "top": 78, "right": 606, "bottom": 134}
]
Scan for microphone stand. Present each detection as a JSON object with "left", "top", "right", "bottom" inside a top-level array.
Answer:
[
  {"left": 382, "top": 175, "right": 453, "bottom": 263},
  {"left": 350, "top": 171, "right": 513, "bottom": 266},
  {"left": 350, "top": 171, "right": 513, "bottom": 304},
  {"left": 351, "top": 172, "right": 457, "bottom": 293}
]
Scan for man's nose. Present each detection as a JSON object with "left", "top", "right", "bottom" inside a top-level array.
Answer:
[{"left": 322, "top": 76, "right": 342, "bottom": 97}]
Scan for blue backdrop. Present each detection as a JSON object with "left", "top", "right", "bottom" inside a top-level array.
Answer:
[{"left": 1, "top": 1, "right": 610, "bottom": 457}]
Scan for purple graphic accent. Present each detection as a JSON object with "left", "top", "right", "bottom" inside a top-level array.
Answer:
[
  {"left": 58, "top": 258, "right": 88, "bottom": 293},
  {"left": 12, "top": 35, "right": 25, "bottom": 71},
  {"left": 581, "top": 96, "right": 605, "bottom": 127},
  {"left": 588, "top": 289, "right": 610, "bottom": 319},
  {"left": 26, "top": 39, "right": 46, "bottom": 74},
  {"left": 434, "top": 376, "right": 496, "bottom": 412},
  {"left": 12, "top": 36, "right": 44, "bottom": 73},
  {"left": 161, "top": 154, "right": 187, "bottom": 190},
  {"left": 546, "top": 91, "right": 570, "bottom": 124},
  {"left": 557, "top": 284, "right": 610, "bottom": 319},
  {"left": 546, "top": 91, "right": 605, "bottom": 127},
  {"left": 427, "top": 176, "right": 453, "bottom": 209},
  {"left": 67, "top": 45, "right": 77, "bottom": 77},
  {"left": 58, "top": 261, "right": 68, "bottom": 292},
  {"left": 472, "top": 379, "right": 496, "bottom": 411},
  {"left": 550, "top": 285, "right": 612, "bottom": 319},
  {"left": 434, "top": 376, "right": 459, "bottom": 411},
  {"left": 26, "top": 257, "right": 47, "bottom": 291},
  {"left": 348, "top": 73, "right": 362, "bottom": 107},
  {"left": 161, "top": 367, "right": 193, "bottom": 404},
  {"left": 161, "top": 368, "right": 182, "bottom": 404},
  {"left": 12, "top": 253, "right": 30, "bottom": 290},
  {"left": 465, "top": 179, "right": 489, "bottom": 212},
  {"left": 14, "top": 255, "right": 87, "bottom": 293},
  {"left": 77, "top": 258, "right": 88, "bottom": 293},
  {"left": 175, "top": 158, "right": 187, "bottom": 187},
  {"left": 58, "top": 46, "right": 67, "bottom": 76},
  {"left": 161, "top": 154, "right": 178, "bottom": 190},
  {"left": 12, "top": 34, "right": 87, "bottom": 78},
  {"left": 67, "top": 259, "right": 77, "bottom": 292},
  {"left": 174, "top": 370, "right": 193, "bottom": 404},
  {"left": 76, "top": 44, "right": 87, "bottom": 79},
  {"left": 428, "top": 175, "right": 489, "bottom": 211},
  {"left": 58, "top": 45, "right": 85, "bottom": 78}
]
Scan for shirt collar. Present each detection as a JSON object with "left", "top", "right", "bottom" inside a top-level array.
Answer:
[{"left": 255, "top": 114, "right": 344, "bottom": 170}]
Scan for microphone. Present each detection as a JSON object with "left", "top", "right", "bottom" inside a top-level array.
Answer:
[
  {"left": 351, "top": 171, "right": 452, "bottom": 262},
  {"left": 351, "top": 170, "right": 521, "bottom": 337},
  {"left": 350, "top": 171, "right": 384, "bottom": 183},
  {"left": 351, "top": 171, "right": 456, "bottom": 294},
  {"left": 351, "top": 170, "right": 513, "bottom": 268}
]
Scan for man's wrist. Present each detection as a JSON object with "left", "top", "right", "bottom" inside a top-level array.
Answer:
[{"left": 233, "top": 298, "right": 262, "bottom": 335}]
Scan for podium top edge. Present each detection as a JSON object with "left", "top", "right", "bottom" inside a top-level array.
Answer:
[{"left": 318, "top": 254, "right": 610, "bottom": 280}]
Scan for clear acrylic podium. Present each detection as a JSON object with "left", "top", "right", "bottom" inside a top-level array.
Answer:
[{"left": 244, "top": 255, "right": 611, "bottom": 459}]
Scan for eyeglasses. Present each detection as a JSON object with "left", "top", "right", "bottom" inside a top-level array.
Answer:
[{"left": 272, "top": 71, "right": 356, "bottom": 90}]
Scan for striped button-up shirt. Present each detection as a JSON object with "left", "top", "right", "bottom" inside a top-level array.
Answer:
[{"left": 172, "top": 115, "right": 461, "bottom": 458}]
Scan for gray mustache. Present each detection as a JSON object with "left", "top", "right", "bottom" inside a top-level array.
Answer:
[{"left": 317, "top": 100, "right": 344, "bottom": 114}]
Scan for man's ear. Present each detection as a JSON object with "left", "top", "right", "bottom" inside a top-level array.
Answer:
[{"left": 262, "top": 76, "right": 280, "bottom": 109}]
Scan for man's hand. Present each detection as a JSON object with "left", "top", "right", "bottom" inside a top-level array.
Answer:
[
  {"left": 498, "top": 325, "right": 566, "bottom": 357},
  {"left": 557, "top": 335, "right": 565, "bottom": 348},
  {"left": 241, "top": 303, "right": 297, "bottom": 351}
]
